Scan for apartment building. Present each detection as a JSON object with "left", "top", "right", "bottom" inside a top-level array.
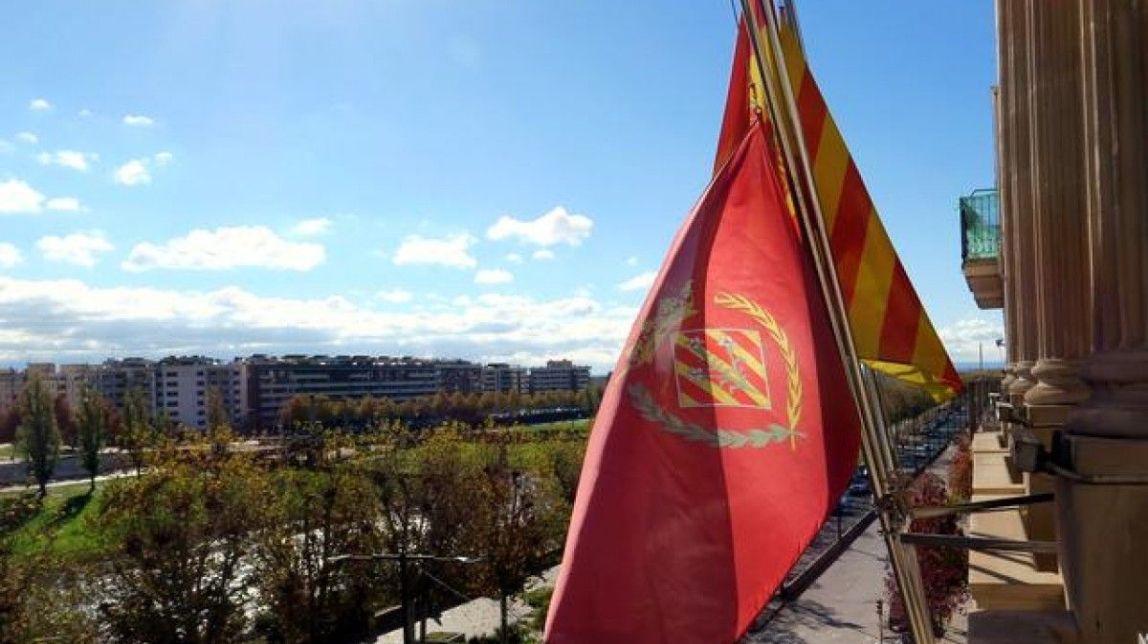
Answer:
[
  {"left": 1, "top": 354, "right": 596, "bottom": 431},
  {"left": 56, "top": 364, "right": 99, "bottom": 409},
  {"left": 154, "top": 356, "right": 246, "bottom": 430},
  {"left": 244, "top": 355, "right": 444, "bottom": 430},
  {"left": 0, "top": 369, "right": 22, "bottom": 412},
  {"left": 527, "top": 359, "right": 591, "bottom": 393},
  {"left": 481, "top": 363, "right": 527, "bottom": 394},
  {"left": 0, "top": 363, "right": 99, "bottom": 412},
  {"left": 94, "top": 358, "right": 157, "bottom": 412},
  {"left": 436, "top": 360, "right": 483, "bottom": 394}
]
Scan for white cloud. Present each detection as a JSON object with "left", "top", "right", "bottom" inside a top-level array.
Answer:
[
  {"left": 122, "top": 114, "right": 155, "bottom": 127},
  {"left": 28, "top": 98, "right": 52, "bottom": 112},
  {"left": 474, "top": 268, "right": 514, "bottom": 285},
  {"left": 0, "top": 180, "right": 46, "bottom": 214},
  {"left": 114, "top": 159, "right": 151, "bottom": 186},
  {"left": 532, "top": 249, "right": 555, "bottom": 261},
  {"left": 485, "top": 206, "right": 593, "bottom": 247},
  {"left": 0, "top": 180, "right": 81, "bottom": 215},
  {"left": 937, "top": 316, "right": 1005, "bottom": 363},
  {"left": 37, "top": 149, "right": 95, "bottom": 172},
  {"left": 378, "top": 289, "right": 413, "bottom": 304},
  {"left": 78, "top": 108, "right": 93, "bottom": 118},
  {"left": 626, "top": 256, "right": 639, "bottom": 266},
  {"left": 36, "top": 231, "right": 113, "bottom": 267},
  {"left": 153, "top": 151, "right": 174, "bottom": 166},
  {"left": 0, "top": 276, "right": 637, "bottom": 371},
  {"left": 46, "top": 197, "right": 83, "bottom": 212},
  {"left": 504, "top": 252, "right": 524, "bottom": 264},
  {"left": 15, "top": 132, "right": 37, "bottom": 145},
  {"left": 291, "top": 217, "right": 332, "bottom": 236},
  {"left": 618, "top": 270, "right": 657, "bottom": 292},
  {"left": 392, "top": 233, "right": 477, "bottom": 269},
  {"left": 123, "top": 226, "right": 326, "bottom": 272},
  {"left": 0, "top": 243, "right": 22, "bottom": 268}
]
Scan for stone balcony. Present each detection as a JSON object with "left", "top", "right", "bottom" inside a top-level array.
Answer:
[{"left": 959, "top": 189, "right": 1003, "bottom": 310}]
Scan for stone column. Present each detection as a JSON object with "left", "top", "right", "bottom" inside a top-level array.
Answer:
[
  {"left": 1001, "top": 0, "right": 1039, "bottom": 410},
  {"left": 1022, "top": 0, "right": 1091, "bottom": 417},
  {"left": 994, "top": 3, "right": 1018, "bottom": 398},
  {"left": 1019, "top": 0, "right": 1093, "bottom": 571},
  {"left": 1057, "top": 1, "right": 1148, "bottom": 641}
]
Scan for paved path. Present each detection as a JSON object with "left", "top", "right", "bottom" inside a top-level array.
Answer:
[
  {"left": 746, "top": 520, "right": 968, "bottom": 643},
  {"left": 374, "top": 567, "right": 560, "bottom": 643},
  {"left": 747, "top": 441, "right": 970, "bottom": 643},
  {"left": 0, "top": 469, "right": 136, "bottom": 495}
]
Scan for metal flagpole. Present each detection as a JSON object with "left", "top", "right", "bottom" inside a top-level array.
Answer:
[
  {"left": 734, "top": 1, "right": 936, "bottom": 641},
  {"left": 753, "top": 5, "right": 937, "bottom": 640}
]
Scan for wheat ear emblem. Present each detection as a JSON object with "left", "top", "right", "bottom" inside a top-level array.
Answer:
[{"left": 713, "top": 292, "right": 803, "bottom": 450}]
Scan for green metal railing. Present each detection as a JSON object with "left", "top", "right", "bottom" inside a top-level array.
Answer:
[{"left": 959, "top": 188, "right": 1000, "bottom": 263}]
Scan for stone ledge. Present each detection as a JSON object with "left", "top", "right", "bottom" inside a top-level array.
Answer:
[
  {"left": 968, "top": 508, "right": 1065, "bottom": 612},
  {"left": 973, "top": 452, "right": 1025, "bottom": 495},
  {"left": 972, "top": 431, "right": 1008, "bottom": 454},
  {"left": 968, "top": 609, "right": 1077, "bottom": 643}
]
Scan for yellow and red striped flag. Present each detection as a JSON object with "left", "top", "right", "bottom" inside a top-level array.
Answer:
[{"left": 716, "top": 18, "right": 962, "bottom": 400}]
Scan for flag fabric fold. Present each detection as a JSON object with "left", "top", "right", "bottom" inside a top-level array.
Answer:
[
  {"left": 716, "top": 18, "right": 962, "bottom": 400},
  {"left": 544, "top": 121, "right": 861, "bottom": 643}
]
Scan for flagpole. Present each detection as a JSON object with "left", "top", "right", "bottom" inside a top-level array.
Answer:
[
  {"left": 735, "top": 2, "right": 936, "bottom": 641},
  {"left": 751, "top": 6, "right": 938, "bottom": 641}
]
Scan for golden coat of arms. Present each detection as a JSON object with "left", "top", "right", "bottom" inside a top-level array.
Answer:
[{"left": 625, "top": 282, "right": 804, "bottom": 451}]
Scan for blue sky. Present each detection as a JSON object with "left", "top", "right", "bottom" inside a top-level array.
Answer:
[{"left": 0, "top": 1, "right": 1004, "bottom": 371}]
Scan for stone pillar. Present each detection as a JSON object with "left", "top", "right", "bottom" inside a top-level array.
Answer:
[
  {"left": 1020, "top": 0, "right": 1093, "bottom": 571},
  {"left": 1001, "top": 0, "right": 1038, "bottom": 411},
  {"left": 1057, "top": 1, "right": 1148, "bottom": 641},
  {"left": 1022, "top": 0, "right": 1091, "bottom": 416},
  {"left": 994, "top": 4, "right": 1018, "bottom": 398}
]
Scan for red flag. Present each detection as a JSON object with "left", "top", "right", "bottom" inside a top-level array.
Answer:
[{"left": 544, "top": 121, "right": 861, "bottom": 642}]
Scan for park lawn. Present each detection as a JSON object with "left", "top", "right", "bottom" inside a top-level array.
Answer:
[{"left": 6, "top": 483, "right": 116, "bottom": 563}]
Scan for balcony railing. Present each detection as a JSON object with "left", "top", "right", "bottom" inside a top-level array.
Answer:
[{"left": 960, "top": 188, "right": 1001, "bottom": 264}]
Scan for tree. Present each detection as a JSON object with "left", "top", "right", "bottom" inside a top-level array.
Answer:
[
  {"left": 0, "top": 407, "right": 20, "bottom": 449},
  {"left": 375, "top": 397, "right": 397, "bottom": 424},
  {"left": 97, "top": 447, "right": 272, "bottom": 642},
  {"left": 53, "top": 394, "right": 77, "bottom": 448},
  {"left": 120, "top": 387, "right": 153, "bottom": 475},
  {"left": 549, "top": 441, "right": 586, "bottom": 505},
  {"left": 413, "top": 430, "right": 488, "bottom": 631},
  {"left": 372, "top": 442, "right": 431, "bottom": 644},
  {"left": 17, "top": 376, "right": 60, "bottom": 498},
  {"left": 77, "top": 387, "right": 106, "bottom": 491},
  {"left": 206, "top": 388, "right": 234, "bottom": 458},
  {"left": 255, "top": 461, "right": 388, "bottom": 642},
  {"left": 474, "top": 445, "right": 566, "bottom": 643},
  {"left": 280, "top": 394, "right": 310, "bottom": 430},
  {"left": 99, "top": 398, "right": 123, "bottom": 446}
]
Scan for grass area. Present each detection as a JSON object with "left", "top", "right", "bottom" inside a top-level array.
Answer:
[
  {"left": 522, "top": 586, "right": 553, "bottom": 633},
  {"left": 4, "top": 484, "right": 114, "bottom": 563},
  {"left": 0, "top": 443, "right": 15, "bottom": 459},
  {"left": 394, "top": 438, "right": 579, "bottom": 474}
]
